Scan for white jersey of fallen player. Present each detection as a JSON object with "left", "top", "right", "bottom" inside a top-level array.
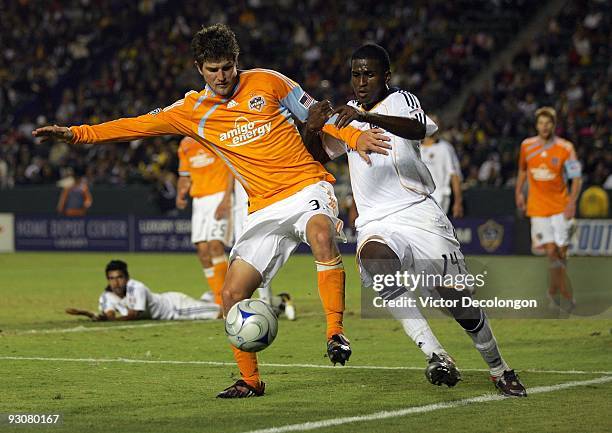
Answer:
[
  {"left": 420, "top": 139, "right": 461, "bottom": 205},
  {"left": 322, "top": 89, "right": 438, "bottom": 228},
  {"left": 125, "top": 279, "right": 219, "bottom": 320},
  {"left": 98, "top": 291, "right": 128, "bottom": 316}
]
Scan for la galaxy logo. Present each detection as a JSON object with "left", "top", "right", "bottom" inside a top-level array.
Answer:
[
  {"left": 477, "top": 219, "right": 504, "bottom": 253},
  {"left": 248, "top": 95, "right": 265, "bottom": 112}
]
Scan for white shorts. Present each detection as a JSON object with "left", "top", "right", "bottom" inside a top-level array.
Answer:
[
  {"left": 162, "top": 292, "right": 220, "bottom": 320},
  {"left": 436, "top": 195, "right": 451, "bottom": 214},
  {"left": 232, "top": 180, "right": 249, "bottom": 244},
  {"left": 230, "top": 181, "right": 345, "bottom": 286},
  {"left": 530, "top": 213, "right": 572, "bottom": 247},
  {"left": 356, "top": 197, "right": 467, "bottom": 292},
  {"left": 191, "top": 191, "right": 230, "bottom": 245}
]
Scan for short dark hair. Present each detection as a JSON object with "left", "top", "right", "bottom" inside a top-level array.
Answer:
[
  {"left": 105, "top": 260, "right": 129, "bottom": 279},
  {"left": 191, "top": 23, "right": 240, "bottom": 66},
  {"left": 351, "top": 44, "right": 391, "bottom": 72}
]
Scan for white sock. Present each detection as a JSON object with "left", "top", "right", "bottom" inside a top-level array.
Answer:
[{"left": 384, "top": 291, "right": 445, "bottom": 359}]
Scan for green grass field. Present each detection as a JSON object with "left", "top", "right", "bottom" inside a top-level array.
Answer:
[{"left": 1, "top": 253, "right": 611, "bottom": 433}]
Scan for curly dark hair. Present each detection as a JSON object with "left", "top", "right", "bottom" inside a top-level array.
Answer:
[
  {"left": 191, "top": 23, "right": 240, "bottom": 66},
  {"left": 105, "top": 259, "right": 129, "bottom": 279},
  {"left": 351, "top": 43, "right": 391, "bottom": 73}
]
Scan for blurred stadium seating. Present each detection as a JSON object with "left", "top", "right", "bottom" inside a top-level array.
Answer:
[{"left": 0, "top": 0, "right": 609, "bottom": 204}]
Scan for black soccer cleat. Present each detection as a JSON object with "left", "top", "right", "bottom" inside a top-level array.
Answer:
[
  {"left": 493, "top": 369, "right": 527, "bottom": 397},
  {"left": 327, "top": 334, "right": 352, "bottom": 366},
  {"left": 216, "top": 380, "right": 265, "bottom": 398},
  {"left": 425, "top": 353, "right": 461, "bottom": 387}
]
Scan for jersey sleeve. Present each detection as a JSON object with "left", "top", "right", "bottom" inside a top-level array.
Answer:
[
  {"left": 126, "top": 281, "right": 147, "bottom": 312},
  {"left": 321, "top": 123, "right": 363, "bottom": 150},
  {"left": 70, "top": 96, "right": 192, "bottom": 144},
  {"left": 266, "top": 70, "right": 312, "bottom": 123},
  {"left": 320, "top": 134, "right": 348, "bottom": 160},
  {"left": 563, "top": 142, "right": 582, "bottom": 179},
  {"left": 518, "top": 141, "right": 528, "bottom": 171},
  {"left": 178, "top": 138, "right": 191, "bottom": 177}
]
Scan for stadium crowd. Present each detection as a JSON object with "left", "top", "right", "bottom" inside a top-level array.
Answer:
[{"left": 1, "top": 0, "right": 609, "bottom": 198}]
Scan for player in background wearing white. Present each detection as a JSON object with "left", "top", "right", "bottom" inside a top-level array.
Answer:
[
  {"left": 305, "top": 44, "right": 526, "bottom": 397},
  {"left": 232, "top": 180, "right": 296, "bottom": 320},
  {"left": 420, "top": 115, "right": 464, "bottom": 217},
  {"left": 66, "top": 260, "right": 220, "bottom": 321},
  {"left": 176, "top": 136, "right": 233, "bottom": 307}
]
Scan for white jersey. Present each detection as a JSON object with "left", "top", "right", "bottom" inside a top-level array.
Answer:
[
  {"left": 420, "top": 139, "right": 461, "bottom": 204},
  {"left": 322, "top": 89, "right": 438, "bottom": 228},
  {"left": 98, "top": 291, "right": 128, "bottom": 316},
  {"left": 125, "top": 279, "right": 176, "bottom": 320},
  {"left": 124, "top": 279, "right": 219, "bottom": 320}
]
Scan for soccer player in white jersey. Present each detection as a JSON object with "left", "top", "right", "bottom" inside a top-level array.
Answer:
[
  {"left": 67, "top": 260, "right": 221, "bottom": 321},
  {"left": 420, "top": 116, "right": 464, "bottom": 217},
  {"left": 306, "top": 44, "right": 526, "bottom": 397}
]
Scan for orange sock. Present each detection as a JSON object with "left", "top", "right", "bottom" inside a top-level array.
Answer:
[
  {"left": 231, "top": 346, "right": 260, "bottom": 386},
  {"left": 316, "top": 256, "right": 345, "bottom": 339},
  {"left": 204, "top": 256, "right": 228, "bottom": 305}
]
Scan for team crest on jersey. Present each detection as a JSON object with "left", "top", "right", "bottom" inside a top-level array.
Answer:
[
  {"left": 248, "top": 95, "right": 266, "bottom": 112},
  {"left": 477, "top": 219, "right": 504, "bottom": 253}
]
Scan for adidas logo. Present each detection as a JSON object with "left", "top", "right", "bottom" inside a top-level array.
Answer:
[{"left": 227, "top": 100, "right": 238, "bottom": 108}]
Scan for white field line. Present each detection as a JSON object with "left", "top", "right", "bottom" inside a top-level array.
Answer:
[
  {"left": 240, "top": 376, "right": 612, "bottom": 433},
  {"left": 5, "top": 322, "right": 182, "bottom": 335},
  {"left": 0, "top": 356, "right": 610, "bottom": 376}
]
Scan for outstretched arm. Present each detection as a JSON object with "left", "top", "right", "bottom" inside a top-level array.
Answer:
[
  {"left": 332, "top": 105, "right": 426, "bottom": 140},
  {"left": 33, "top": 98, "right": 190, "bottom": 144}
]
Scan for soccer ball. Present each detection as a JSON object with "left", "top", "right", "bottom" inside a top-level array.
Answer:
[{"left": 225, "top": 299, "right": 278, "bottom": 352}]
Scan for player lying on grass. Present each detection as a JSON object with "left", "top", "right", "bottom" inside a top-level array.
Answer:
[
  {"left": 33, "top": 24, "right": 389, "bottom": 398},
  {"left": 66, "top": 260, "right": 221, "bottom": 321},
  {"left": 304, "top": 44, "right": 526, "bottom": 397}
]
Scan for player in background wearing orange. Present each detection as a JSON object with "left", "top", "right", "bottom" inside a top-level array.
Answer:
[
  {"left": 57, "top": 171, "right": 92, "bottom": 216},
  {"left": 516, "top": 107, "right": 583, "bottom": 311},
  {"left": 176, "top": 136, "right": 232, "bottom": 308},
  {"left": 33, "top": 24, "right": 389, "bottom": 398}
]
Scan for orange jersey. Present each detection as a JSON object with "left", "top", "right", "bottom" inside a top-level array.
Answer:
[
  {"left": 519, "top": 135, "right": 580, "bottom": 217},
  {"left": 69, "top": 68, "right": 362, "bottom": 213},
  {"left": 178, "top": 136, "right": 230, "bottom": 198}
]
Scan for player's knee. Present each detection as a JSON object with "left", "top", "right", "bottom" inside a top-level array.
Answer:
[
  {"left": 359, "top": 241, "right": 400, "bottom": 276},
  {"left": 209, "top": 240, "right": 225, "bottom": 257},
  {"left": 196, "top": 242, "right": 211, "bottom": 261}
]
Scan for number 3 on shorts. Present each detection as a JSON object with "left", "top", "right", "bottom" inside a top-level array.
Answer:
[{"left": 309, "top": 199, "right": 320, "bottom": 210}]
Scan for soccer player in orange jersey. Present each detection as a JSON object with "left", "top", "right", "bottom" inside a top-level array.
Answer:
[
  {"left": 176, "top": 136, "right": 233, "bottom": 308},
  {"left": 33, "top": 24, "right": 389, "bottom": 398},
  {"left": 516, "top": 107, "right": 583, "bottom": 311}
]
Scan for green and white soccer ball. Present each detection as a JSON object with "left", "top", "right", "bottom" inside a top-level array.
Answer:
[{"left": 225, "top": 299, "right": 278, "bottom": 352}]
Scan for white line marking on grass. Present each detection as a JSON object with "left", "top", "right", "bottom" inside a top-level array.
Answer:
[
  {"left": 1, "top": 356, "right": 611, "bottom": 376},
  {"left": 6, "top": 322, "right": 182, "bottom": 335},
  {"left": 240, "top": 376, "right": 612, "bottom": 433}
]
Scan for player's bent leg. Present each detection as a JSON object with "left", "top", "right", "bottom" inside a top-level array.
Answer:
[
  {"left": 359, "top": 241, "right": 459, "bottom": 387},
  {"left": 306, "top": 214, "right": 350, "bottom": 365},
  {"left": 544, "top": 243, "right": 563, "bottom": 307},
  {"left": 218, "top": 259, "right": 266, "bottom": 398},
  {"left": 437, "top": 286, "right": 526, "bottom": 397},
  {"left": 556, "top": 245, "right": 574, "bottom": 311},
  {"left": 208, "top": 240, "right": 229, "bottom": 306}
]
